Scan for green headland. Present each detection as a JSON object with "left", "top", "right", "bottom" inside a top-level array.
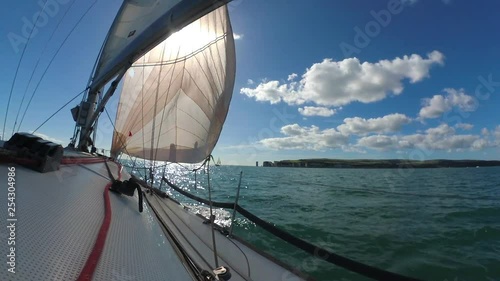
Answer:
[{"left": 262, "top": 159, "right": 500, "bottom": 168}]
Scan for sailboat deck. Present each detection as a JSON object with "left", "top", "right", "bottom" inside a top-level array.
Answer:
[
  {"left": 0, "top": 143, "right": 309, "bottom": 280},
  {"left": 0, "top": 150, "right": 193, "bottom": 281},
  {"left": 146, "top": 192, "right": 310, "bottom": 281}
]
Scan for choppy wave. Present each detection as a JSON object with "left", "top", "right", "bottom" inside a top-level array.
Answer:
[{"left": 124, "top": 162, "right": 500, "bottom": 281}]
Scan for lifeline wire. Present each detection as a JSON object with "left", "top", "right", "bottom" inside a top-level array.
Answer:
[
  {"left": 32, "top": 88, "right": 87, "bottom": 134},
  {"left": 17, "top": 0, "right": 99, "bottom": 132},
  {"left": 2, "top": 0, "right": 49, "bottom": 140}
]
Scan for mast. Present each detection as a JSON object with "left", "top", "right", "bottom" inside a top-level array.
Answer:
[{"left": 77, "top": 69, "right": 126, "bottom": 151}]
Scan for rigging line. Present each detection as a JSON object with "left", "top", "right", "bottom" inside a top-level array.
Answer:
[
  {"left": 17, "top": 0, "right": 99, "bottom": 133},
  {"left": 206, "top": 158, "right": 219, "bottom": 268},
  {"left": 72, "top": 26, "right": 107, "bottom": 144},
  {"left": 92, "top": 90, "right": 103, "bottom": 144},
  {"left": 150, "top": 192, "right": 252, "bottom": 281},
  {"left": 146, "top": 193, "right": 210, "bottom": 279},
  {"left": 86, "top": 17, "right": 109, "bottom": 89},
  {"left": 141, "top": 56, "right": 147, "bottom": 175},
  {"left": 12, "top": 0, "right": 78, "bottom": 137},
  {"left": 164, "top": 176, "right": 419, "bottom": 281},
  {"left": 224, "top": 235, "right": 252, "bottom": 278},
  {"left": 123, "top": 162, "right": 171, "bottom": 170},
  {"left": 32, "top": 88, "right": 87, "bottom": 134},
  {"left": 104, "top": 107, "right": 133, "bottom": 158},
  {"left": 158, "top": 164, "right": 166, "bottom": 190},
  {"left": 2, "top": 0, "right": 50, "bottom": 141},
  {"left": 171, "top": 160, "right": 205, "bottom": 173},
  {"left": 104, "top": 107, "right": 141, "bottom": 175}
]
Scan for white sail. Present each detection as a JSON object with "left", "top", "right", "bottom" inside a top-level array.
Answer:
[
  {"left": 111, "top": 5, "right": 235, "bottom": 163},
  {"left": 91, "top": 0, "right": 230, "bottom": 91}
]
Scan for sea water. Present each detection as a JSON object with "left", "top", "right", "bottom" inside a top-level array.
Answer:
[{"left": 127, "top": 163, "right": 500, "bottom": 281}]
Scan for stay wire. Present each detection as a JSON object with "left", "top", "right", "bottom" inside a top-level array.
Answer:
[
  {"left": 17, "top": 0, "right": 98, "bottom": 132},
  {"left": 206, "top": 157, "right": 219, "bottom": 268},
  {"left": 12, "top": 0, "right": 77, "bottom": 136},
  {"left": 32, "top": 88, "right": 87, "bottom": 134},
  {"left": 103, "top": 106, "right": 150, "bottom": 182},
  {"left": 104, "top": 107, "right": 132, "bottom": 157},
  {"left": 2, "top": 0, "right": 49, "bottom": 140}
]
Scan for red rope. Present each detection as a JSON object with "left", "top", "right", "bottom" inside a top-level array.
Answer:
[
  {"left": 0, "top": 156, "right": 37, "bottom": 166},
  {"left": 0, "top": 155, "right": 108, "bottom": 166},
  {"left": 61, "top": 157, "right": 108, "bottom": 165},
  {"left": 76, "top": 161, "right": 121, "bottom": 281}
]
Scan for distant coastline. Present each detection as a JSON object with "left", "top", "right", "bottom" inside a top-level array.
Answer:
[{"left": 261, "top": 159, "right": 500, "bottom": 169}]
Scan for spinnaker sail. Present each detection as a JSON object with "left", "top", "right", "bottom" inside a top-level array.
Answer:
[
  {"left": 90, "top": 0, "right": 231, "bottom": 92},
  {"left": 111, "top": 5, "right": 235, "bottom": 163}
]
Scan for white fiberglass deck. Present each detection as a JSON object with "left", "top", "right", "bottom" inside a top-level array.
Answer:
[
  {"left": 0, "top": 150, "right": 193, "bottom": 281},
  {"left": 0, "top": 144, "right": 309, "bottom": 281},
  {"left": 146, "top": 193, "right": 309, "bottom": 281}
]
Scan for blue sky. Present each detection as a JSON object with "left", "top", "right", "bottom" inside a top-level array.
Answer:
[{"left": 1, "top": 0, "right": 499, "bottom": 165}]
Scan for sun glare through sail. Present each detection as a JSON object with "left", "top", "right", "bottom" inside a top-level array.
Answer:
[{"left": 111, "top": 6, "right": 236, "bottom": 164}]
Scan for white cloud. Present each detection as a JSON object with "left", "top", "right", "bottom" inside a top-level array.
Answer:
[
  {"left": 337, "top": 113, "right": 411, "bottom": 135},
  {"left": 240, "top": 80, "right": 293, "bottom": 104},
  {"left": 357, "top": 135, "right": 400, "bottom": 150},
  {"left": 426, "top": 123, "right": 455, "bottom": 136},
  {"left": 241, "top": 51, "right": 444, "bottom": 107},
  {"left": 247, "top": 79, "right": 254, "bottom": 85},
  {"left": 419, "top": 88, "right": 477, "bottom": 119},
  {"left": 357, "top": 134, "right": 483, "bottom": 151},
  {"left": 287, "top": 73, "right": 298, "bottom": 81},
  {"left": 233, "top": 33, "right": 243, "bottom": 40},
  {"left": 494, "top": 126, "right": 500, "bottom": 145},
  {"left": 260, "top": 124, "right": 348, "bottom": 150},
  {"left": 298, "top": 106, "right": 336, "bottom": 117},
  {"left": 259, "top": 122, "right": 499, "bottom": 153},
  {"left": 357, "top": 123, "right": 490, "bottom": 151},
  {"left": 219, "top": 143, "right": 263, "bottom": 150},
  {"left": 455, "top": 123, "right": 473, "bottom": 130}
]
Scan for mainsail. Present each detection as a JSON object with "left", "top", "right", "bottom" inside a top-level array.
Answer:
[{"left": 110, "top": 5, "right": 235, "bottom": 163}]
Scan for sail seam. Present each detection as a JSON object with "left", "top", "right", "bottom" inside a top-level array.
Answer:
[
  {"left": 153, "top": 42, "right": 183, "bottom": 161},
  {"left": 125, "top": 66, "right": 176, "bottom": 133},
  {"left": 183, "top": 68, "right": 216, "bottom": 113},
  {"left": 130, "top": 34, "right": 227, "bottom": 68},
  {"left": 127, "top": 67, "right": 183, "bottom": 139}
]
